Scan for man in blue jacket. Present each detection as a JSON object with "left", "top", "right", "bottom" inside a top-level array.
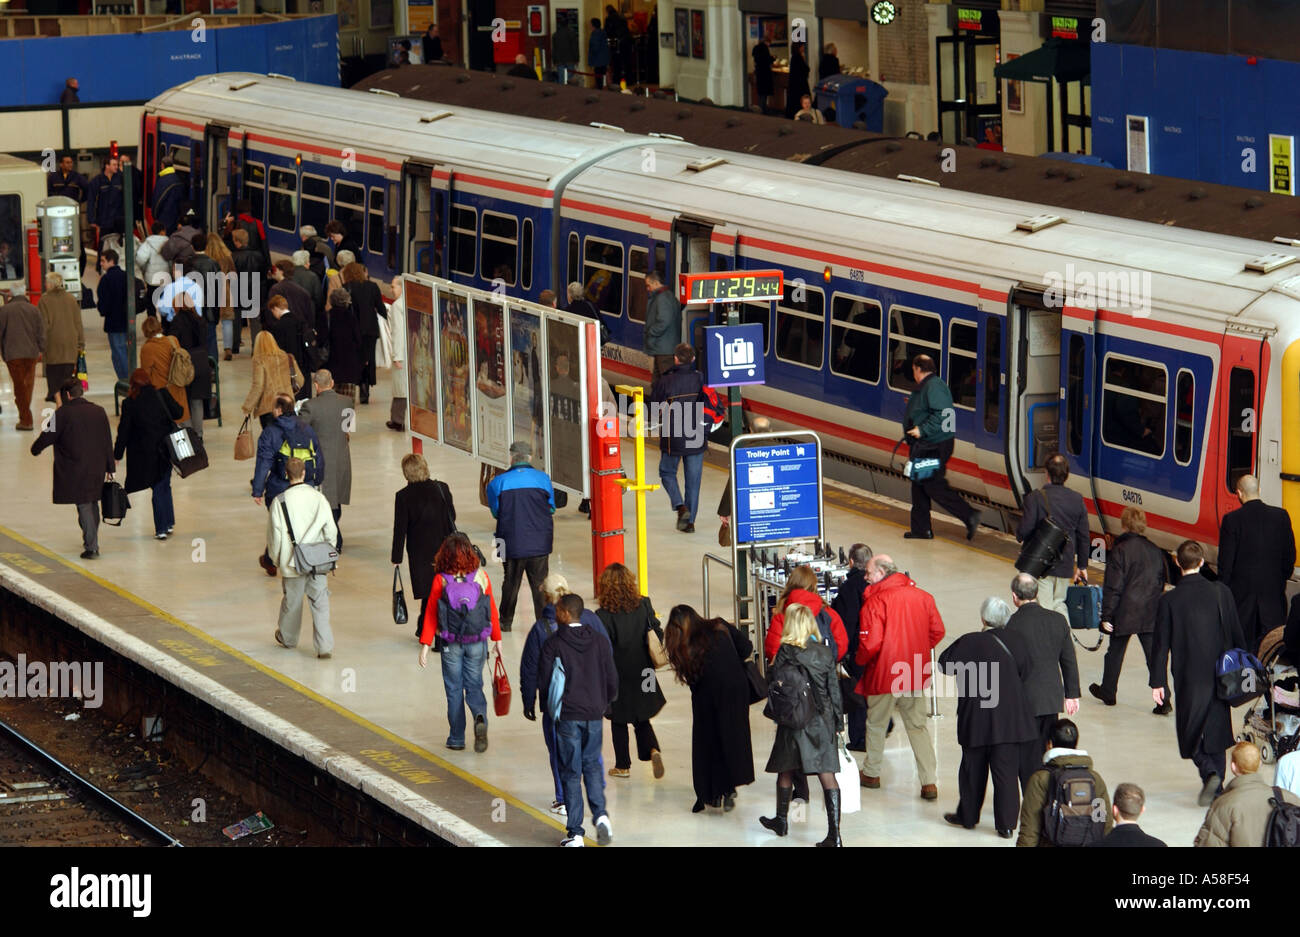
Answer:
[
  {"left": 96, "top": 249, "right": 129, "bottom": 381},
  {"left": 151, "top": 155, "right": 186, "bottom": 235},
  {"left": 486, "top": 440, "right": 555, "bottom": 631},
  {"left": 252, "top": 395, "right": 325, "bottom": 576},
  {"left": 650, "top": 343, "right": 707, "bottom": 533},
  {"left": 87, "top": 156, "right": 125, "bottom": 239}
]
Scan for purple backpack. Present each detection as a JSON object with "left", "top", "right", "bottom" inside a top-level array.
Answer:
[{"left": 437, "top": 573, "right": 492, "bottom": 644}]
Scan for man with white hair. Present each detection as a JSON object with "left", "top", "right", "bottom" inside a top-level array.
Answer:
[
  {"left": 938, "top": 595, "right": 1036, "bottom": 837},
  {"left": 0, "top": 282, "right": 45, "bottom": 430},
  {"left": 565, "top": 281, "right": 598, "bottom": 320},
  {"left": 290, "top": 247, "right": 325, "bottom": 319},
  {"left": 1218, "top": 473, "right": 1295, "bottom": 653},
  {"left": 36, "top": 271, "right": 83, "bottom": 402}
]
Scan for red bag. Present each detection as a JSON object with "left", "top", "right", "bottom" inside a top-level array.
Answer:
[{"left": 492, "top": 652, "right": 511, "bottom": 717}]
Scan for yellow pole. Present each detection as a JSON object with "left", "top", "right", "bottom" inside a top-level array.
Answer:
[{"left": 614, "top": 384, "right": 659, "bottom": 596}]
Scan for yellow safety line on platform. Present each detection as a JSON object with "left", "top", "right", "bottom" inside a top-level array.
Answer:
[{"left": 0, "top": 523, "right": 570, "bottom": 840}]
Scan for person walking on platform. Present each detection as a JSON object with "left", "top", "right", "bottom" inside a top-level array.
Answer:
[
  {"left": 1091, "top": 783, "right": 1166, "bottom": 847},
  {"left": 392, "top": 452, "right": 456, "bottom": 637},
  {"left": 266, "top": 295, "right": 311, "bottom": 401},
  {"left": 651, "top": 343, "right": 708, "bottom": 534},
  {"left": 759, "top": 604, "right": 845, "bottom": 847},
  {"left": 1150, "top": 540, "right": 1245, "bottom": 806},
  {"left": 642, "top": 272, "right": 681, "bottom": 381},
  {"left": 253, "top": 393, "right": 323, "bottom": 510},
  {"left": 1016, "top": 719, "right": 1112, "bottom": 847},
  {"left": 243, "top": 331, "right": 304, "bottom": 430},
  {"left": 87, "top": 156, "right": 124, "bottom": 239},
  {"left": 938, "top": 596, "right": 1034, "bottom": 838},
  {"left": 205, "top": 233, "right": 237, "bottom": 358},
  {"left": 138, "top": 315, "right": 189, "bottom": 424},
  {"left": 664, "top": 604, "right": 755, "bottom": 813},
  {"left": 855, "top": 555, "right": 944, "bottom": 798},
  {"left": 267, "top": 457, "right": 337, "bottom": 659},
  {"left": 539, "top": 592, "right": 618, "bottom": 846},
  {"left": 186, "top": 234, "right": 222, "bottom": 364},
  {"left": 300, "top": 370, "right": 351, "bottom": 550},
  {"left": 1088, "top": 506, "right": 1171, "bottom": 711},
  {"left": 386, "top": 276, "right": 408, "bottom": 432},
  {"left": 96, "top": 249, "right": 129, "bottom": 382},
  {"left": 831, "top": 544, "right": 871, "bottom": 752},
  {"left": 485, "top": 440, "right": 555, "bottom": 632},
  {"left": 114, "top": 368, "right": 183, "bottom": 540},
  {"left": 1217, "top": 474, "right": 1295, "bottom": 653},
  {"left": 323, "top": 287, "right": 363, "bottom": 404},
  {"left": 37, "top": 272, "right": 83, "bottom": 403},
  {"left": 1005, "top": 572, "right": 1080, "bottom": 789},
  {"left": 1195, "top": 741, "right": 1300, "bottom": 847},
  {"left": 766, "top": 564, "right": 847, "bottom": 664},
  {"left": 30, "top": 378, "right": 114, "bottom": 559},
  {"left": 342, "top": 262, "right": 384, "bottom": 405},
  {"left": 0, "top": 284, "right": 44, "bottom": 431},
  {"left": 291, "top": 249, "right": 325, "bottom": 324},
  {"left": 1015, "top": 453, "right": 1089, "bottom": 614},
  {"left": 902, "top": 354, "right": 979, "bottom": 540},
  {"left": 522, "top": 575, "right": 580, "bottom": 816},
  {"left": 150, "top": 154, "right": 186, "bottom": 236},
  {"left": 270, "top": 259, "right": 316, "bottom": 338},
  {"left": 596, "top": 562, "right": 667, "bottom": 781},
  {"left": 166, "top": 293, "right": 210, "bottom": 442},
  {"left": 419, "top": 533, "right": 503, "bottom": 753}
]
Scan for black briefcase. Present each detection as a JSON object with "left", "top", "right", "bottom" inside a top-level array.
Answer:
[{"left": 101, "top": 481, "right": 129, "bottom": 526}]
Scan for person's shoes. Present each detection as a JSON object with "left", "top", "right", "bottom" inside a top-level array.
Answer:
[
  {"left": 759, "top": 785, "right": 792, "bottom": 837},
  {"left": 595, "top": 814, "right": 613, "bottom": 845},
  {"left": 500, "top": 624, "right": 512, "bottom": 633},
  {"left": 965, "top": 514, "right": 980, "bottom": 541},
  {"left": 944, "top": 812, "right": 975, "bottom": 830},
  {"left": 15, "top": 424, "right": 33, "bottom": 431},
  {"left": 473, "top": 714, "right": 488, "bottom": 753},
  {"left": 723, "top": 790, "right": 736, "bottom": 812},
  {"left": 859, "top": 772, "right": 880, "bottom": 788},
  {"left": 578, "top": 498, "right": 590, "bottom": 514},
  {"left": 675, "top": 504, "right": 689, "bottom": 531},
  {"left": 559, "top": 836, "right": 584, "bottom": 847},
  {"left": 1197, "top": 774, "right": 1221, "bottom": 807},
  {"left": 691, "top": 799, "right": 706, "bottom": 813},
  {"left": 223, "top": 350, "right": 232, "bottom": 361},
  {"left": 166, "top": 526, "right": 174, "bottom": 534},
  {"left": 816, "top": 789, "right": 842, "bottom": 847},
  {"left": 549, "top": 800, "right": 568, "bottom": 817},
  {"left": 998, "top": 828, "right": 1014, "bottom": 839},
  {"left": 274, "top": 630, "right": 290, "bottom": 649},
  {"left": 385, "top": 421, "right": 404, "bottom": 432},
  {"left": 846, "top": 741, "right": 866, "bottom": 752},
  {"left": 258, "top": 552, "right": 277, "bottom": 577},
  {"left": 608, "top": 766, "right": 630, "bottom": 778},
  {"left": 1153, "top": 700, "right": 1172, "bottom": 715},
  {"left": 446, "top": 741, "right": 465, "bottom": 751},
  {"left": 903, "top": 531, "right": 933, "bottom": 540},
  {"left": 887, "top": 718, "right": 895, "bottom": 737},
  {"left": 920, "top": 784, "right": 939, "bottom": 801},
  {"left": 1089, "top": 683, "right": 1117, "bottom": 706},
  {"left": 155, "top": 533, "right": 168, "bottom": 541},
  {"left": 79, "top": 550, "right": 98, "bottom": 559},
  {"left": 683, "top": 523, "right": 695, "bottom": 534},
  {"left": 650, "top": 749, "right": 664, "bottom": 779}
]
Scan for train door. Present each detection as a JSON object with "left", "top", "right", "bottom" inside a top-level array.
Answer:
[
  {"left": 1005, "top": 285, "right": 1070, "bottom": 502},
  {"left": 204, "top": 124, "right": 233, "bottom": 231},
  {"left": 400, "top": 161, "right": 439, "bottom": 276},
  {"left": 141, "top": 115, "right": 158, "bottom": 222},
  {"left": 1217, "top": 330, "right": 1262, "bottom": 522},
  {"left": 672, "top": 218, "right": 714, "bottom": 351}
]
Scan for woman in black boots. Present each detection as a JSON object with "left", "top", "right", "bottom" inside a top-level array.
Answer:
[{"left": 760, "top": 603, "right": 844, "bottom": 846}]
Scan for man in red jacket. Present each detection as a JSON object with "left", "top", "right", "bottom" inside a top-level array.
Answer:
[{"left": 856, "top": 555, "right": 945, "bottom": 799}]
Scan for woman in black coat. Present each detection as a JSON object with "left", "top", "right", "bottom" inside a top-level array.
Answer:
[
  {"left": 166, "top": 296, "right": 210, "bottom": 440},
  {"left": 785, "top": 43, "right": 811, "bottom": 118},
  {"left": 1089, "top": 506, "right": 1171, "bottom": 708},
  {"left": 391, "top": 452, "right": 456, "bottom": 639},
  {"left": 342, "top": 262, "right": 385, "bottom": 403},
  {"left": 113, "top": 368, "right": 183, "bottom": 539},
  {"left": 325, "top": 287, "right": 364, "bottom": 398},
  {"left": 665, "top": 605, "right": 755, "bottom": 813},
  {"left": 596, "top": 563, "right": 667, "bottom": 779},
  {"left": 759, "top": 603, "right": 844, "bottom": 846}
]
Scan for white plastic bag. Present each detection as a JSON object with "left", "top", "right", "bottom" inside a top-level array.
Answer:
[{"left": 836, "top": 738, "right": 861, "bottom": 814}]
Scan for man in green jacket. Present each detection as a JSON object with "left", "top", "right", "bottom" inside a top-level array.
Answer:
[
  {"left": 903, "top": 354, "right": 979, "bottom": 540},
  {"left": 643, "top": 271, "right": 681, "bottom": 380},
  {"left": 1017, "top": 719, "right": 1113, "bottom": 846}
]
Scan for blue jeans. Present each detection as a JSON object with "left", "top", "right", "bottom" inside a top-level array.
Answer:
[
  {"left": 206, "top": 320, "right": 219, "bottom": 363},
  {"left": 222, "top": 320, "right": 235, "bottom": 354},
  {"left": 659, "top": 451, "right": 704, "bottom": 523},
  {"left": 151, "top": 473, "right": 174, "bottom": 535},
  {"left": 542, "top": 712, "right": 564, "bottom": 803},
  {"left": 555, "top": 718, "right": 607, "bottom": 838},
  {"left": 440, "top": 639, "right": 488, "bottom": 746},
  {"left": 107, "top": 332, "right": 127, "bottom": 381}
]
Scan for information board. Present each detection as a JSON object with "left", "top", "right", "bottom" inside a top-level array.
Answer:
[{"left": 733, "top": 435, "right": 822, "bottom": 545}]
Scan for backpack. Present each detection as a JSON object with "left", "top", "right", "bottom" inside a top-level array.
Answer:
[
  {"left": 1264, "top": 788, "right": 1300, "bottom": 847},
  {"left": 436, "top": 572, "right": 492, "bottom": 643},
  {"left": 1041, "top": 764, "right": 1105, "bottom": 846},
  {"left": 274, "top": 421, "right": 320, "bottom": 485},
  {"left": 814, "top": 607, "right": 840, "bottom": 660},
  {"left": 547, "top": 654, "right": 567, "bottom": 721},
  {"left": 166, "top": 336, "right": 195, "bottom": 387},
  {"left": 701, "top": 385, "right": 726, "bottom": 428},
  {"left": 765, "top": 656, "right": 815, "bottom": 730}
]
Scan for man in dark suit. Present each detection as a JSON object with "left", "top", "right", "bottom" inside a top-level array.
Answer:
[
  {"left": 1151, "top": 540, "right": 1246, "bottom": 806},
  {"left": 1217, "top": 474, "right": 1295, "bottom": 653},
  {"left": 830, "top": 543, "right": 872, "bottom": 751},
  {"left": 30, "top": 379, "right": 115, "bottom": 559},
  {"left": 1005, "top": 572, "right": 1081, "bottom": 789},
  {"left": 1016, "top": 453, "right": 1091, "bottom": 615},
  {"left": 1090, "top": 782, "right": 1166, "bottom": 847}
]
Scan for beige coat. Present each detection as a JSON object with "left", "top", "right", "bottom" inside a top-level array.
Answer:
[
  {"left": 38, "top": 286, "right": 84, "bottom": 365},
  {"left": 243, "top": 352, "right": 303, "bottom": 417},
  {"left": 1194, "top": 770, "right": 1300, "bottom": 846},
  {"left": 139, "top": 335, "right": 189, "bottom": 423},
  {"left": 266, "top": 483, "right": 338, "bottom": 577}
]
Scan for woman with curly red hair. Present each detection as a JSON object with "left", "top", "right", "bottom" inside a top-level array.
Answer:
[
  {"left": 595, "top": 563, "right": 666, "bottom": 780},
  {"left": 418, "top": 532, "right": 502, "bottom": 752}
]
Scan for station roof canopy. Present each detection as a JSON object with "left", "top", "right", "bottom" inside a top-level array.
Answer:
[{"left": 993, "top": 38, "right": 1091, "bottom": 83}]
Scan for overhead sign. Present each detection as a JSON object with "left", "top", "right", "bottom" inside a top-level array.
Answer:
[
  {"left": 1271, "top": 134, "right": 1295, "bottom": 196},
  {"left": 732, "top": 435, "right": 823, "bottom": 546},
  {"left": 705, "top": 324, "right": 765, "bottom": 388},
  {"left": 1050, "top": 15, "right": 1079, "bottom": 39}
]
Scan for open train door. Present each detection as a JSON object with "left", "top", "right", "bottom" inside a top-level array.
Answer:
[
  {"left": 1005, "top": 283, "right": 1074, "bottom": 506},
  {"left": 671, "top": 216, "right": 726, "bottom": 356},
  {"left": 399, "top": 160, "right": 441, "bottom": 277},
  {"left": 1216, "top": 325, "right": 1264, "bottom": 525},
  {"left": 203, "top": 123, "right": 236, "bottom": 231}
]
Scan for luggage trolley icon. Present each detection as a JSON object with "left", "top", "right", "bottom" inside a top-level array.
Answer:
[{"left": 715, "top": 332, "right": 757, "bottom": 379}]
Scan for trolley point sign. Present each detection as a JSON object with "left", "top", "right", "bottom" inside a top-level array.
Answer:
[{"left": 705, "top": 324, "right": 766, "bottom": 388}]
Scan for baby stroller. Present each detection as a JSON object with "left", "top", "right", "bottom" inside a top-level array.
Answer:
[{"left": 1237, "top": 626, "right": 1300, "bottom": 764}]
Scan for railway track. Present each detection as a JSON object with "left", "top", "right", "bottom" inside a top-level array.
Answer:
[{"left": 0, "top": 716, "right": 183, "bottom": 847}]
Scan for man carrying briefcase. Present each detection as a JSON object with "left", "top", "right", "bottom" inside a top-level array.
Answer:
[{"left": 1016, "top": 454, "right": 1090, "bottom": 615}]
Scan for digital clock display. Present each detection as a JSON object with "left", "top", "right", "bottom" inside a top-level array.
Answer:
[{"left": 679, "top": 270, "right": 784, "bottom": 304}]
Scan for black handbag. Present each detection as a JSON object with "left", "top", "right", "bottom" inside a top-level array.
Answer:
[
  {"left": 101, "top": 480, "right": 129, "bottom": 526},
  {"left": 393, "top": 566, "right": 409, "bottom": 625},
  {"left": 744, "top": 657, "right": 768, "bottom": 705},
  {"left": 1015, "top": 489, "right": 1068, "bottom": 578},
  {"left": 165, "top": 425, "right": 209, "bottom": 478}
]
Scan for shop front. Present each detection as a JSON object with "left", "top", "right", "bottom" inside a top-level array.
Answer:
[
  {"left": 994, "top": 16, "right": 1090, "bottom": 156},
  {"left": 741, "top": 0, "right": 789, "bottom": 112},
  {"left": 935, "top": 3, "right": 1001, "bottom": 145}
]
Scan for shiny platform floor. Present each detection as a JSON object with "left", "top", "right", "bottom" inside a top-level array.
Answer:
[{"left": 0, "top": 306, "right": 1268, "bottom": 847}]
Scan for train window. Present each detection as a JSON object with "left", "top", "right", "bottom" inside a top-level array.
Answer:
[
  {"left": 521, "top": 218, "right": 533, "bottom": 290},
  {"left": 583, "top": 237, "right": 624, "bottom": 317},
  {"left": 984, "top": 317, "right": 1001, "bottom": 434},
  {"left": 1066, "top": 335, "right": 1084, "bottom": 455},
  {"left": 628, "top": 247, "right": 648, "bottom": 322},
  {"left": 169, "top": 145, "right": 191, "bottom": 191},
  {"left": 947, "top": 320, "right": 978, "bottom": 410},
  {"left": 775, "top": 283, "right": 824, "bottom": 370},
  {"left": 886, "top": 307, "right": 942, "bottom": 393},
  {"left": 739, "top": 301, "right": 771, "bottom": 354},
  {"left": 567, "top": 232, "right": 579, "bottom": 287},
  {"left": 267, "top": 166, "right": 298, "bottom": 232},
  {"left": 335, "top": 181, "right": 366, "bottom": 254},
  {"left": 243, "top": 161, "right": 265, "bottom": 221},
  {"left": 829, "top": 294, "right": 881, "bottom": 384},
  {"left": 300, "top": 174, "right": 331, "bottom": 236},
  {"left": 368, "top": 187, "right": 385, "bottom": 256},
  {"left": 0, "top": 194, "right": 23, "bottom": 281},
  {"left": 480, "top": 211, "right": 518, "bottom": 286},
  {"left": 1225, "top": 366, "right": 1255, "bottom": 490},
  {"left": 1101, "top": 354, "right": 1166, "bottom": 459},
  {"left": 450, "top": 204, "right": 476, "bottom": 276},
  {"left": 1173, "top": 369, "right": 1194, "bottom": 466}
]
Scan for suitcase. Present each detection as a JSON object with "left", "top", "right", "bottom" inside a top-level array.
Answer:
[{"left": 1065, "top": 584, "right": 1103, "bottom": 631}]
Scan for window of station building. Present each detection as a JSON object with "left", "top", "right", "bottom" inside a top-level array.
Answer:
[
  {"left": 628, "top": 246, "right": 648, "bottom": 322},
  {"left": 948, "top": 319, "right": 978, "bottom": 410},
  {"left": 243, "top": 160, "right": 266, "bottom": 221},
  {"left": 480, "top": 211, "right": 518, "bottom": 286},
  {"left": 299, "top": 173, "right": 331, "bottom": 236},
  {"left": 368, "top": 187, "right": 385, "bottom": 257},
  {"left": 775, "top": 283, "right": 824, "bottom": 370},
  {"left": 1066, "top": 335, "right": 1085, "bottom": 456},
  {"left": 521, "top": 218, "right": 533, "bottom": 290},
  {"left": 1173, "top": 369, "right": 1195, "bottom": 466},
  {"left": 450, "top": 204, "right": 477, "bottom": 276},
  {"left": 566, "top": 232, "right": 579, "bottom": 287},
  {"left": 0, "top": 194, "right": 24, "bottom": 282},
  {"left": 334, "top": 180, "right": 366, "bottom": 254},
  {"left": 1101, "top": 354, "right": 1167, "bottom": 459},
  {"left": 829, "top": 294, "right": 881, "bottom": 385},
  {"left": 267, "top": 166, "right": 298, "bottom": 232},
  {"left": 983, "top": 318, "right": 1002, "bottom": 435},
  {"left": 886, "top": 307, "right": 942, "bottom": 393},
  {"left": 1225, "top": 366, "right": 1256, "bottom": 490},
  {"left": 583, "top": 237, "right": 624, "bottom": 317}
]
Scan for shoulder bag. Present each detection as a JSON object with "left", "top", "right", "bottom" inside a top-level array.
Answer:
[
  {"left": 279, "top": 497, "right": 339, "bottom": 576},
  {"left": 392, "top": 566, "right": 409, "bottom": 625},
  {"left": 1015, "top": 488, "right": 1069, "bottom": 579},
  {"left": 646, "top": 608, "right": 670, "bottom": 670},
  {"left": 234, "top": 414, "right": 255, "bottom": 461},
  {"left": 1215, "top": 592, "right": 1266, "bottom": 706},
  {"left": 287, "top": 353, "right": 301, "bottom": 393}
]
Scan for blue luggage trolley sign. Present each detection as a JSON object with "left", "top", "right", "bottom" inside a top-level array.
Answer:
[
  {"left": 732, "top": 435, "right": 823, "bottom": 545},
  {"left": 705, "top": 324, "right": 766, "bottom": 388}
]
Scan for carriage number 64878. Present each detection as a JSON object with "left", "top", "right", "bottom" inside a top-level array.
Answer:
[{"left": 1121, "top": 489, "right": 1143, "bottom": 505}]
